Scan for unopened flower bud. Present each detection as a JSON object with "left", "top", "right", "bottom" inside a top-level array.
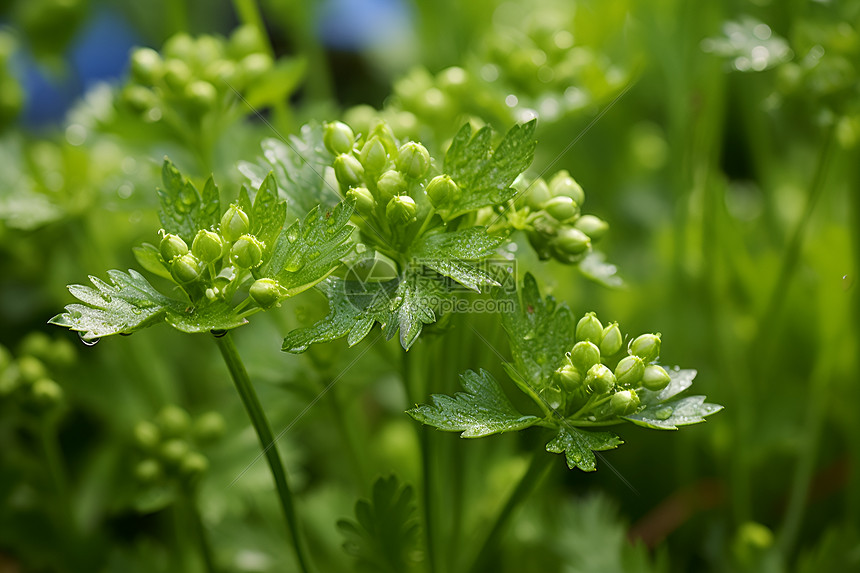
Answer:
[
  {"left": 163, "top": 59, "right": 192, "bottom": 92},
  {"left": 334, "top": 153, "right": 365, "bottom": 188},
  {"left": 193, "top": 411, "right": 226, "bottom": 442},
  {"left": 369, "top": 122, "right": 399, "bottom": 156},
  {"left": 135, "top": 458, "right": 163, "bottom": 483},
  {"left": 525, "top": 178, "right": 551, "bottom": 210},
  {"left": 230, "top": 234, "right": 264, "bottom": 269},
  {"left": 570, "top": 341, "right": 601, "bottom": 373},
  {"left": 156, "top": 405, "right": 191, "bottom": 437},
  {"left": 323, "top": 121, "right": 355, "bottom": 155},
  {"left": 425, "top": 174, "right": 458, "bottom": 208},
  {"left": 171, "top": 253, "right": 202, "bottom": 284},
  {"left": 611, "top": 389, "right": 640, "bottom": 415},
  {"left": 160, "top": 233, "right": 189, "bottom": 262},
  {"left": 585, "top": 363, "right": 616, "bottom": 394},
  {"left": 576, "top": 312, "right": 603, "bottom": 344},
  {"left": 615, "top": 355, "right": 645, "bottom": 387},
  {"left": 553, "top": 364, "right": 582, "bottom": 392},
  {"left": 549, "top": 171, "right": 585, "bottom": 205},
  {"left": 360, "top": 136, "right": 389, "bottom": 175},
  {"left": 30, "top": 378, "right": 63, "bottom": 408},
  {"left": 573, "top": 214, "right": 609, "bottom": 241},
  {"left": 185, "top": 80, "right": 217, "bottom": 110},
  {"left": 160, "top": 439, "right": 190, "bottom": 466},
  {"left": 396, "top": 142, "right": 430, "bottom": 179},
  {"left": 553, "top": 227, "right": 591, "bottom": 257},
  {"left": 220, "top": 204, "right": 249, "bottom": 242},
  {"left": 134, "top": 421, "right": 161, "bottom": 451},
  {"left": 386, "top": 195, "right": 417, "bottom": 226},
  {"left": 346, "top": 186, "right": 375, "bottom": 215},
  {"left": 375, "top": 170, "right": 407, "bottom": 203},
  {"left": 599, "top": 323, "right": 623, "bottom": 356},
  {"left": 249, "top": 278, "right": 281, "bottom": 308},
  {"left": 17, "top": 356, "right": 47, "bottom": 384},
  {"left": 641, "top": 365, "right": 671, "bottom": 391},
  {"left": 630, "top": 333, "right": 661, "bottom": 363},
  {"left": 239, "top": 53, "right": 273, "bottom": 82},
  {"left": 180, "top": 451, "right": 209, "bottom": 480},
  {"left": 130, "top": 47, "right": 163, "bottom": 84},
  {"left": 192, "top": 229, "right": 223, "bottom": 263},
  {"left": 543, "top": 196, "right": 580, "bottom": 222}
]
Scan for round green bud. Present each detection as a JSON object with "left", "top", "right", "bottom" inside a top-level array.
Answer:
[
  {"left": 130, "top": 47, "right": 163, "bottom": 84},
  {"left": 543, "top": 196, "right": 580, "bottom": 222},
  {"left": 156, "top": 405, "right": 191, "bottom": 437},
  {"left": 220, "top": 204, "right": 250, "bottom": 242},
  {"left": 171, "top": 253, "right": 202, "bottom": 284},
  {"left": 160, "top": 233, "right": 189, "bottom": 262},
  {"left": 610, "top": 389, "right": 640, "bottom": 415},
  {"left": 205, "top": 59, "right": 237, "bottom": 85},
  {"left": 549, "top": 171, "right": 585, "bottom": 205},
  {"left": 614, "top": 355, "right": 645, "bottom": 387},
  {"left": 185, "top": 80, "right": 217, "bottom": 110},
  {"left": 369, "top": 122, "right": 399, "bottom": 157},
  {"left": 573, "top": 215, "right": 609, "bottom": 241},
  {"left": 525, "top": 178, "right": 552, "bottom": 210},
  {"left": 323, "top": 121, "right": 355, "bottom": 155},
  {"left": 17, "top": 355, "right": 47, "bottom": 384},
  {"left": 437, "top": 66, "right": 469, "bottom": 92},
  {"left": 163, "top": 33, "right": 195, "bottom": 61},
  {"left": 576, "top": 312, "right": 603, "bottom": 344},
  {"left": 553, "top": 227, "right": 591, "bottom": 257},
  {"left": 334, "top": 153, "right": 365, "bottom": 188},
  {"left": 228, "top": 25, "right": 265, "bottom": 59},
  {"left": 395, "top": 142, "right": 431, "bottom": 179},
  {"left": 18, "top": 332, "right": 52, "bottom": 361},
  {"left": 134, "top": 458, "right": 163, "bottom": 483},
  {"left": 121, "top": 85, "right": 157, "bottom": 112},
  {"left": 599, "top": 322, "right": 623, "bottom": 356},
  {"left": 133, "top": 420, "right": 161, "bottom": 451},
  {"left": 585, "top": 364, "right": 616, "bottom": 395},
  {"left": 641, "top": 365, "right": 671, "bottom": 391},
  {"left": 359, "top": 136, "right": 389, "bottom": 175},
  {"left": 249, "top": 278, "right": 281, "bottom": 308},
  {"left": 192, "top": 229, "right": 223, "bottom": 263},
  {"left": 386, "top": 195, "right": 417, "bottom": 226},
  {"left": 630, "top": 333, "right": 661, "bottom": 363},
  {"left": 193, "top": 36, "right": 223, "bottom": 68},
  {"left": 553, "top": 364, "right": 582, "bottom": 392},
  {"left": 163, "top": 58, "right": 192, "bottom": 92},
  {"left": 30, "top": 378, "right": 63, "bottom": 408},
  {"left": 180, "top": 451, "right": 209, "bottom": 480},
  {"left": 570, "top": 341, "right": 600, "bottom": 373},
  {"left": 230, "top": 234, "right": 264, "bottom": 269},
  {"left": 193, "top": 411, "right": 226, "bottom": 442},
  {"left": 238, "top": 53, "right": 273, "bottom": 83},
  {"left": 425, "top": 174, "right": 459, "bottom": 209},
  {"left": 346, "top": 186, "right": 376, "bottom": 216},
  {"left": 376, "top": 170, "right": 407, "bottom": 203},
  {"left": 160, "top": 439, "right": 190, "bottom": 466}
]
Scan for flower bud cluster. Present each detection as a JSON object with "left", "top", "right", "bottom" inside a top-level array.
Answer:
[
  {"left": 0, "top": 334, "right": 74, "bottom": 413},
  {"left": 132, "top": 406, "right": 225, "bottom": 487},
  {"left": 156, "top": 202, "right": 285, "bottom": 311},
  {"left": 325, "top": 119, "right": 448, "bottom": 234},
  {"left": 550, "top": 312, "right": 672, "bottom": 419},
  {"left": 120, "top": 26, "right": 277, "bottom": 126},
  {"left": 520, "top": 170, "right": 609, "bottom": 265}
]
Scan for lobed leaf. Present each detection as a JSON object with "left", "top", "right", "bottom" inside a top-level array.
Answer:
[
  {"left": 623, "top": 396, "right": 724, "bottom": 430},
  {"left": 156, "top": 159, "right": 220, "bottom": 243},
  {"left": 408, "top": 369, "right": 540, "bottom": 438},
  {"left": 546, "top": 426, "right": 623, "bottom": 472},
  {"left": 442, "top": 120, "right": 537, "bottom": 217},
  {"left": 408, "top": 227, "right": 506, "bottom": 291}
]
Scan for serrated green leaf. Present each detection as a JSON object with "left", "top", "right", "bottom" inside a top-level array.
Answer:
[
  {"left": 623, "top": 396, "right": 724, "bottom": 430},
  {"left": 337, "top": 475, "right": 422, "bottom": 573},
  {"left": 238, "top": 125, "right": 341, "bottom": 217},
  {"left": 250, "top": 173, "right": 287, "bottom": 261},
  {"left": 636, "top": 368, "right": 697, "bottom": 406},
  {"left": 281, "top": 277, "right": 395, "bottom": 353},
  {"left": 267, "top": 200, "right": 355, "bottom": 296},
  {"left": 442, "top": 120, "right": 537, "bottom": 217},
  {"left": 408, "top": 369, "right": 539, "bottom": 437},
  {"left": 156, "top": 160, "right": 220, "bottom": 243},
  {"left": 546, "top": 426, "right": 623, "bottom": 472},
  {"left": 49, "top": 269, "right": 247, "bottom": 341},
  {"left": 409, "top": 227, "right": 505, "bottom": 291},
  {"left": 388, "top": 275, "right": 444, "bottom": 350},
  {"left": 500, "top": 273, "right": 574, "bottom": 392}
]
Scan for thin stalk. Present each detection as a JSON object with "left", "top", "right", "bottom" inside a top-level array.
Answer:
[
  {"left": 402, "top": 350, "right": 436, "bottom": 573},
  {"left": 214, "top": 333, "right": 313, "bottom": 573},
  {"left": 468, "top": 450, "right": 554, "bottom": 573},
  {"left": 184, "top": 484, "right": 217, "bottom": 573}
]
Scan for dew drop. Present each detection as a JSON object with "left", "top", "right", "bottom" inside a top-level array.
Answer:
[
  {"left": 655, "top": 406, "right": 674, "bottom": 420},
  {"left": 78, "top": 332, "right": 99, "bottom": 346},
  {"left": 211, "top": 329, "right": 227, "bottom": 338}
]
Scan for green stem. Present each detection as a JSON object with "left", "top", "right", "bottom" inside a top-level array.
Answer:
[
  {"left": 185, "top": 484, "right": 217, "bottom": 573},
  {"left": 214, "top": 332, "right": 313, "bottom": 573},
  {"left": 231, "top": 0, "right": 274, "bottom": 56},
  {"left": 468, "top": 450, "right": 554, "bottom": 573}
]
